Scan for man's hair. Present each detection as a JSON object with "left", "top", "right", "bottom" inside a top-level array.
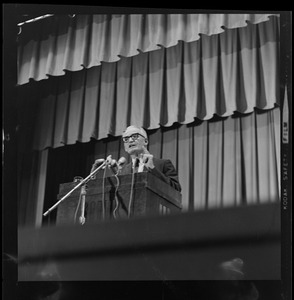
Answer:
[{"left": 123, "top": 125, "right": 148, "bottom": 139}]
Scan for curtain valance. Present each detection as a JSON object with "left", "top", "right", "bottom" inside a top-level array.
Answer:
[
  {"left": 17, "top": 13, "right": 279, "bottom": 85},
  {"left": 17, "top": 16, "right": 280, "bottom": 151}
]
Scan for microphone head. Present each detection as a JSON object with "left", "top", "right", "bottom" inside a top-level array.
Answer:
[
  {"left": 110, "top": 159, "right": 117, "bottom": 167},
  {"left": 94, "top": 158, "right": 105, "bottom": 165},
  {"left": 106, "top": 155, "right": 112, "bottom": 164},
  {"left": 118, "top": 156, "right": 126, "bottom": 166},
  {"left": 90, "top": 158, "right": 105, "bottom": 179}
]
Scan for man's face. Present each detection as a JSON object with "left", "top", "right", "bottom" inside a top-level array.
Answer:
[{"left": 122, "top": 129, "right": 148, "bottom": 155}]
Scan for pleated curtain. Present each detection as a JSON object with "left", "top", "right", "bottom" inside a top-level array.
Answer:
[
  {"left": 16, "top": 13, "right": 281, "bottom": 226},
  {"left": 17, "top": 14, "right": 278, "bottom": 85},
  {"left": 17, "top": 15, "right": 280, "bottom": 150}
]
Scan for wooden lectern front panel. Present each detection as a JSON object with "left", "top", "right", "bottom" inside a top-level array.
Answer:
[{"left": 56, "top": 172, "right": 182, "bottom": 225}]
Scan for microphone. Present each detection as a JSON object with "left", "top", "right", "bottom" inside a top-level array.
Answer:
[
  {"left": 118, "top": 156, "right": 126, "bottom": 165},
  {"left": 108, "top": 156, "right": 127, "bottom": 175},
  {"left": 117, "top": 156, "right": 126, "bottom": 174},
  {"left": 90, "top": 158, "right": 105, "bottom": 179},
  {"left": 106, "top": 154, "right": 113, "bottom": 165}
]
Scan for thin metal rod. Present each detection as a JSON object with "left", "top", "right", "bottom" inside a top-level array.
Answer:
[
  {"left": 17, "top": 14, "right": 54, "bottom": 27},
  {"left": 43, "top": 161, "right": 106, "bottom": 217}
]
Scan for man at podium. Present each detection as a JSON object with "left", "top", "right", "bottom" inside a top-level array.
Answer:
[
  {"left": 120, "top": 125, "right": 181, "bottom": 192},
  {"left": 54, "top": 125, "right": 182, "bottom": 224}
]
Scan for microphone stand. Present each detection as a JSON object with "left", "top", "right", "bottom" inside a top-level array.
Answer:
[
  {"left": 43, "top": 161, "right": 107, "bottom": 218},
  {"left": 79, "top": 184, "right": 87, "bottom": 225}
]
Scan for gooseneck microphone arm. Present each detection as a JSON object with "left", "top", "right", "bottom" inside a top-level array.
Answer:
[{"left": 43, "top": 160, "right": 107, "bottom": 217}]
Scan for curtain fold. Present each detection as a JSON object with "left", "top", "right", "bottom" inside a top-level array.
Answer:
[
  {"left": 17, "top": 14, "right": 279, "bottom": 85},
  {"left": 17, "top": 150, "right": 41, "bottom": 226},
  {"left": 18, "top": 16, "right": 280, "bottom": 150}
]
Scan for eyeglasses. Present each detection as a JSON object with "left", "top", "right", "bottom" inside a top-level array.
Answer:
[{"left": 122, "top": 133, "right": 145, "bottom": 143}]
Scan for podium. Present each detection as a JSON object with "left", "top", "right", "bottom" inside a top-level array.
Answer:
[{"left": 56, "top": 172, "right": 182, "bottom": 225}]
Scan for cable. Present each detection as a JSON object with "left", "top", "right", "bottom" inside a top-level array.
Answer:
[
  {"left": 128, "top": 164, "right": 136, "bottom": 218},
  {"left": 73, "top": 190, "right": 83, "bottom": 224},
  {"left": 112, "top": 174, "right": 120, "bottom": 219},
  {"left": 101, "top": 165, "right": 107, "bottom": 221}
]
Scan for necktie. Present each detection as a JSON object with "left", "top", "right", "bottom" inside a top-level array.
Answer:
[{"left": 132, "top": 158, "right": 144, "bottom": 173}]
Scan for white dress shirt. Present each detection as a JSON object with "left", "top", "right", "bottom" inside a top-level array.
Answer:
[{"left": 132, "top": 157, "right": 144, "bottom": 172}]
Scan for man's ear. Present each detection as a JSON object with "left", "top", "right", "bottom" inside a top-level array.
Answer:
[{"left": 144, "top": 139, "right": 148, "bottom": 146}]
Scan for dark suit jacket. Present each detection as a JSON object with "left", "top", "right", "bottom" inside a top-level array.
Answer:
[{"left": 119, "top": 157, "right": 181, "bottom": 192}]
